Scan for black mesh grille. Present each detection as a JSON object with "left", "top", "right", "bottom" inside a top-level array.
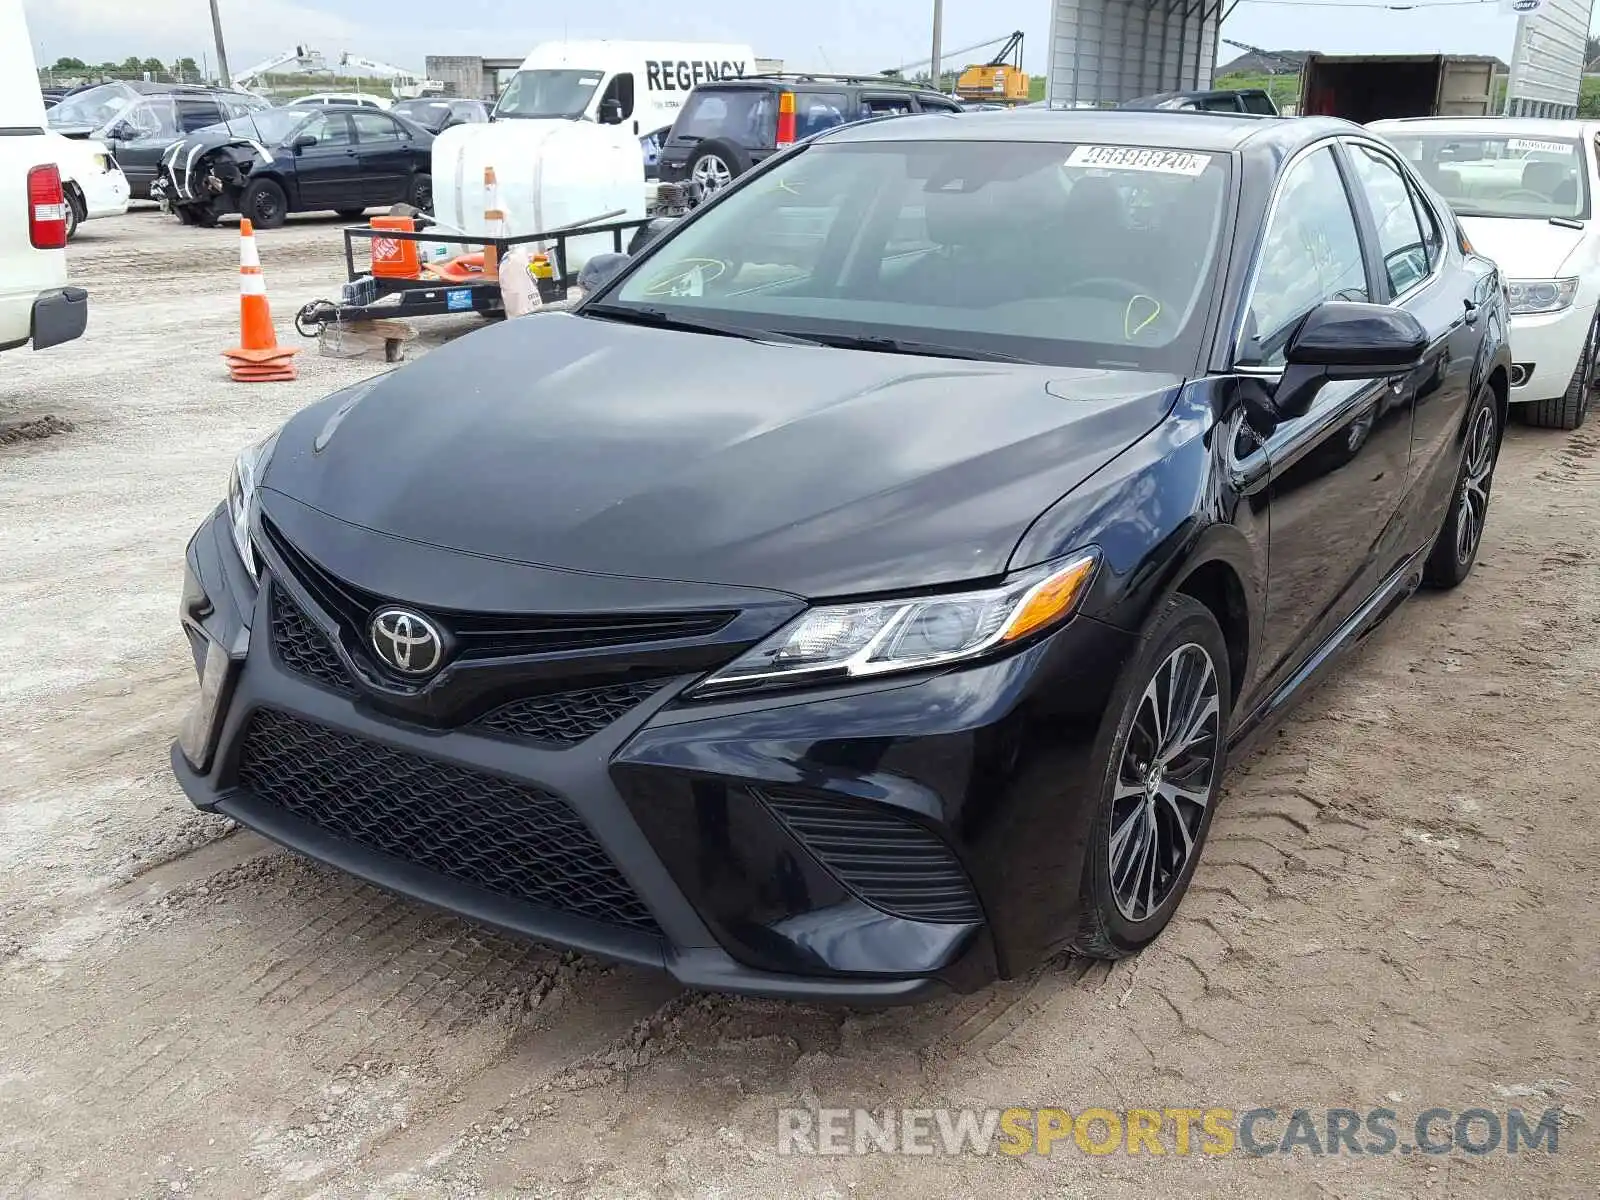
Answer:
[
  {"left": 271, "top": 585, "right": 356, "bottom": 695},
  {"left": 236, "top": 709, "right": 661, "bottom": 934},
  {"left": 474, "top": 680, "right": 667, "bottom": 747},
  {"left": 758, "top": 790, "right": 982, "bottom": 924}
]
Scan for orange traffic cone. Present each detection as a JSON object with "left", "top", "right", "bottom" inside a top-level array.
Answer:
[
  {"left": 223, "top": 218, "right": 298, "bottom": 383},
  {"left": 482, "top": 165, "right": 503, "bottom": 282}
]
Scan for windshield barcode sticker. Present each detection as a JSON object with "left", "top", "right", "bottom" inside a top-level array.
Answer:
[
  {"left": 1507, "top": 138, "right": 1572, "bottom": 155},
  {"left": 1065, "top": 146, "right": 1211, "bottom": 175}
]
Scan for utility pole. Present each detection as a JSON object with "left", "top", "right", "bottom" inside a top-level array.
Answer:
[
  {"left": 208, "top": 0, "right": 231, "bottom": 87},
  {"left": 930, "top": 0, "right": 943, "bottom": 91}
]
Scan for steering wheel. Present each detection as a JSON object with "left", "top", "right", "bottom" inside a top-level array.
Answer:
[
  {"left": 1063, "top": 276, "right": 1151, "bottom": 298},
  {"left": 1497, "top": 189, "right": 1550, "bottom": 203}
]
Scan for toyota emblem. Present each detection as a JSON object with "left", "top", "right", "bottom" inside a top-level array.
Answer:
[{"left": 368, "top": 607, "right": 445, "bottom": 676}]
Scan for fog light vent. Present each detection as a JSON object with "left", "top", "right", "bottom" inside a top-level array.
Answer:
[
  {"left": 1510, "top": 363, "right": 1533, "bottom": 387},
  {"left": 756, "top": 789, "right": 982, "bottom": 924}
]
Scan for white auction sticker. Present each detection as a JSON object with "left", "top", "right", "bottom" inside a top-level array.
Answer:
[
  {"left": 1066, "top": 145, "right": 1212, "bottom": 175},
  {"left": 1507, "top": 138, "right": 1573, "bottom": 156}
]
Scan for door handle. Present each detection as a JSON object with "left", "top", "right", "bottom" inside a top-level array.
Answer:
[{"left": 1463, "top": 298, "right": 1480, "bottom": 326}]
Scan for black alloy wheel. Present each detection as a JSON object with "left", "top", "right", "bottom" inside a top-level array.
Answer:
[
  {"left": 1072, "top": 593, "right": 1231, "bottom": 958},
  {"left": 1424, "top": 384, "right": 1500, "bottom": 588}
]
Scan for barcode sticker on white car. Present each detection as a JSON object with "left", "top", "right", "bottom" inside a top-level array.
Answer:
[
  {"left": 1065, "top": 146, "right": 1212, "bottom": 175},
  {"left": 1507, "top": 138, "right": 1572, "bottom": 155}
]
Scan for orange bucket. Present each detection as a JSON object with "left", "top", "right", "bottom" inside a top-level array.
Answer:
[{"left": 370, "top": 215, "right": 420, "bottom": 279}]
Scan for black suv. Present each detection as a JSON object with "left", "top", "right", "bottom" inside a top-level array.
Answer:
[
  {"left": 47, "top": 81, "right": 271, "bottom": 198},
  {"left": 657, "top": 73, "right": 962, "bottom": 197}
]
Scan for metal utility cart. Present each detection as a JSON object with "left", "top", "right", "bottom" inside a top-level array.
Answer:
[{"left": 295, "top": 214, "right": 656, "bottom": 344}]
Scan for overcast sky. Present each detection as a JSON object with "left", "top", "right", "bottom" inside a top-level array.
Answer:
[{"left": 19, "top": 0, "right": 1586, "bottom": 79}]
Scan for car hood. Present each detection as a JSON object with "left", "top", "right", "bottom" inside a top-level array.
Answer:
[
  {"left": 262, "top": 314, "right": 1180, "bottom": 597},
  {"left": 1458, "top": 215, "right": 1586, "bottom": 278}
]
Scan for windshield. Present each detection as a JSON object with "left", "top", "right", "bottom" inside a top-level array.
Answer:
[
  {"left": 600, "top": 139, "right": 1230, "bottom": 371},
  {"left": 1382, "top": 132, "right": 1589, "bottom": 220},
  {"left": 194, "top": 110, "right": 312, "bottom": 143},
  {"left": 495, "top": 69, "right": 603, "bottom": 119},
  {"left": 48, "top": 82, "right": 140, "bottom": 130}
]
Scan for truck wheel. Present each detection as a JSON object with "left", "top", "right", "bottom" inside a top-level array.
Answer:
[
  {"left": 241, "top": 178, "right": 288, "bottom": 230},
  {"left": 687, "top": 140, "right": 750, "bottom": 198},
  {"left": 1522, "top": 314, "right": 1596, "bottom": 430}
]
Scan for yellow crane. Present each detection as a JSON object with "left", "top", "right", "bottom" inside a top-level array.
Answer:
[{"left": 956, "top": 32, "right": 1028, "bottom": 105}]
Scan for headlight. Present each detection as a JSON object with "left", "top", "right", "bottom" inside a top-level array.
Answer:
[
  {"left": 1507, "top": 277, "right": 1579, "bottom": 315},
  {"left": 226, "top": 432, "right": 279, "bottom": 582},
  {"left": 688, "top": 552, "right": 1099, "bottom": 697}
]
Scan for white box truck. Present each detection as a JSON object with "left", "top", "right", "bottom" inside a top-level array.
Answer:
[
  {"left": 0, "top": 0, "right": 87, "bottom": 354},
  {"left": 431, "top": 40, "right": 755, "bottom": 272}
]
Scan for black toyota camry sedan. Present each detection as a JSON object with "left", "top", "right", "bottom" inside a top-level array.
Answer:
[{"left": 173, "top": 111, "right": 1510, "bottom": 1003}]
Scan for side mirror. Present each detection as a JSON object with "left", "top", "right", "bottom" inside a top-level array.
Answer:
[
  {"left": 577, "top": 252, "right": 631, "bottom": 294},
  {"left": 107, "top": 121, "right": 135, "bottom": 141},
  {"left": 291, "top": 134, "right": 319, "bottom": 151},
  {"left": 1273, "top": 301, "right": 1428, "bottom": 419},
  {"left": 598, "top": 98, "right": 624, "bottom": 125}
]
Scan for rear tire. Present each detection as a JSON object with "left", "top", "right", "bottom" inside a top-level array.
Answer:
[
  {"left": 63, "top": 188, "right": 82, "bottom": 241},
  {"left": 686, "top": 139, "right": 750, "bottom": 200},
  {"left": 1424, "top": 384, "right": 1500, "bottom": 589},
  {"left": 1521, "top": 315, "right": 1596, "bottom": 430},
  {"left": 241, "top": 178, "right": 288, "bottom": 230},
  {"left": 1069, "top": 594, "right": 1231, "bottom": 960}
]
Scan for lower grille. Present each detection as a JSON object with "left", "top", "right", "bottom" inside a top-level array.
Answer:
[
  {"left": 474, "top": 679, "right": 666, "bottom": 747},
  {"left": 235, "top": 709, "right": 660, "bottom": 934},
  {"left": 271, "top": 584, "right": 355, "bottom": 695},
  {"left": 759, "top": 790, "right": 982, "bottom": 924}
]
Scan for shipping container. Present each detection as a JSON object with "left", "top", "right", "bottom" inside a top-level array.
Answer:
[{"left": 1298, "top": 53, "right": 1497, "bottom": 124}]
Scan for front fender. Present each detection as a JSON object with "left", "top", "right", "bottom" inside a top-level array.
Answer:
[{"left": 1009, "top": 379, "right": 1265, "bottom": 646}]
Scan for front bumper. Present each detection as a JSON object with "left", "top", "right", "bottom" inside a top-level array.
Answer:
[
  {"left": 172, "top": 507, "right": 1134, "bottom": 1003},
  {"left": 78, "top": 166, "right": 131, "bottom": 220},
  {"left": 1508, "top": 302, "right": 1595, "bottom": 402}
]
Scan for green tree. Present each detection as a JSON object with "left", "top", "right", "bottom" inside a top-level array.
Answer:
[
  {"left": 141, "top": 57, "right": 165, "bottom": 76},
  {"left": 51, "top": 56, "right": 87, "bottom": 71},
  {"left": 175, "top": 56, "right": 200, "bottom": 80},
  {"left": 120, "top": 56, "right": 143, "bottom": 74}
]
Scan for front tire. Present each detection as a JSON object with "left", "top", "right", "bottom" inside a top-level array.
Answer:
[
  {"left": 1070, "top": 594, "right": 1231, "bottom": 960},
  {"left": 240, "top": 178, "right": 288, "bottom": 230},
  {"left": 1424, "top": 384, "right": 1501, "bottom": 588},
  {"left": 409, "top": 174, "right": 432, "bottom": 214},
  {"left": 1522, "top": 314, "right": 1596, "bottom": 430}
]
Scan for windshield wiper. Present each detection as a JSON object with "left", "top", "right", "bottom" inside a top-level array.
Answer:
[
  {"left": 794, "top": 332, "right": 1036, "bottom": 364},
  {"left": 1550, "top": 216, "right": 1585, "bottom": 230},
  {"left": 582, "top": 304, "right": 824, "bottom": 347}
]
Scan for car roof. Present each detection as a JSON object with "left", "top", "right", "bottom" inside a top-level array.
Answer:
[
  {"left": 818, "top": 108, "right": 1356, "bottom": 155},
  {"left": 695, "top": 74, "right": 943, "bottom": 94},
  {"left": 1370, "top": 116, "right": 1600, "bottom": 137}
]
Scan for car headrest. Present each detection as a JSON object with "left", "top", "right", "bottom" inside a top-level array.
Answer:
[
  {"left": 1522, "top": 160, "right": 1569, "bottom": 196},
  {"left": 1434, "top": 167, "right": 1462, "bottom": 196}
]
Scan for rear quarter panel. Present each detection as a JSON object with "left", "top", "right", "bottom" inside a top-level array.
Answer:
[{"left": 0, "top": 134, "right": 70, "bottom": 349}]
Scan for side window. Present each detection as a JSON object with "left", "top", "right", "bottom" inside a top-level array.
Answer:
[
  {"left": 351, "top": 112, "right": 402, "bottom": 143},
  {"left": 1409, "top": 178, "right": 1446, "bottom": 271},
  {"left": 177, "top": 98, "right": 223, "bottom": 132},
  {"left": 1240, "top": 92, "right": 1277, "bottom": 115},
  {"left": 796, "top": 91, "right": 848, "bottom": 139},
  {"left": 308, "top": 114, "right": 355, "bottom": 146},
  {"left": 223, "top": 98, "right": 256, "bottom": 120},
  {"left": 1240, "top": 146, "right": 1368, "bottom": 369},
  {"left": 1346, "top": 143, "right": 1431, "bottom": 297},
  {"left": 916, "top": 95, "right": 963, "bottom": 114},
  {"left": 862, "top": 94, "right": 915, "bottom": 117},
  {"left": 128, "top": 99, "right": 177, "bottom": 137},
  {"left": 1199, "top": 95, "right": 1243, "bottom": 112},
  {"left": 600, "top": 73, "right": 635, "bottom": 121}
]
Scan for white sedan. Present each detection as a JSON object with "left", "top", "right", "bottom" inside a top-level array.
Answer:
[
  {"left": 45, "top": 129, "right": 130, "bottom": 240},
  {"left": 1372, "top": 117, "right": 1600, "bottom": 430}
]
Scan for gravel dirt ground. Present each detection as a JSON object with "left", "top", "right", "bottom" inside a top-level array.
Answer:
[{"left": 1, "top": 210, "right": 1597, "bottom": 1199}]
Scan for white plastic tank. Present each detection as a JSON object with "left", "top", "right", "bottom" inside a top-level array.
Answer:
[{"left": 431, "top": 120, "right": 645, "bottom": 275}]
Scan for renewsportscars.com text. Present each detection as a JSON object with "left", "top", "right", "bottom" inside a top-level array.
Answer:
[{"left": 776, "top": 1106, "right": 1564, "bottom": 1157}]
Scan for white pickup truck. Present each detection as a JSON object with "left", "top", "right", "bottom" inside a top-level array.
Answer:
[{"left": 0, "top": 0, "right": 87, "bottom": 356}]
